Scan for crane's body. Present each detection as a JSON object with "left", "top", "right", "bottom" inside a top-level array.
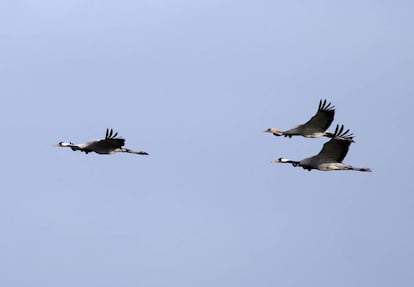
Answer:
[
  {"left": 272, "top": 125, "right": 371, "bottom": 172},
  {"left": 265, "top": 99, "right": 335, "bottom": 138},
  {"left": 54, "top": 129, "right": 148, "bottom": 155}
]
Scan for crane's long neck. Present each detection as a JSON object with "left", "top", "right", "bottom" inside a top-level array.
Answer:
[
  {"left": 58, "top": 142, "right": 81, "bottom": 151},
  {"left": 272, "top": 157, "right": 300, "bottom": 167},
  {"left": 265, "top": 128, "right": 284, "bottom": 136}
]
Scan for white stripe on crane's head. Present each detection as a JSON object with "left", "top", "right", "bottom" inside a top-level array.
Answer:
[
  {"left": 53, "top": 142, "right": 72, "bottom": 147},
  {"left": 271, "top": 157, "right": 289, "bottom": 163}
]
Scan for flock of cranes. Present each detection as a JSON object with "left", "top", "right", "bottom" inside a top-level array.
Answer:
[
  {"left": 265, "top": 99, "right": 372, "bottom": 172},
  {"left": 54, "top": 99, "right": 371, "bottom": 172}
]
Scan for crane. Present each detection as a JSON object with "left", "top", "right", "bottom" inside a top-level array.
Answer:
[
  {"left": 271, "top": 125, "right": 371, "bottom": 172},
  {"left": 265, "top": 99, "right": 335, "bottom": 138},
  {"left": 54, "top": 128, "right": 149, "bottom": 155}
]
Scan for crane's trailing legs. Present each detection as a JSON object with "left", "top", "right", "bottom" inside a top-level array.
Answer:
[{"left": 120, "top": 148, "right": 149, "bottom": 155}]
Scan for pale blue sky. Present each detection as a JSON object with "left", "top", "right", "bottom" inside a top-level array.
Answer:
[{"left": 1, "top": 1, "right": 413, "bottom": 286}]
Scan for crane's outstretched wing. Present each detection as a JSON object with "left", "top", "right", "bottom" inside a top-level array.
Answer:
[
  {"left": 316, "top": 125, "right": 353, "bottom": 163},
  {"left": 96, "top": 138, "right": 125, "bottom": 149},
  {"left": 105, "top": 128, "right": 119, "bottom": 140},
  {"left": 301, "top": 99, "right": 335, "bottom": 133},
  {"left": 91, "top": 128, "right": 126, "bottom": 151}
]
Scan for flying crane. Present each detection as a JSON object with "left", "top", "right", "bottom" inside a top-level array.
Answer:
[
  {"left": 54, "top": 128, "right": 149, "bottom": 156},
  {"left": 272, "top": 125, "right": 371, "bottom": 172},
  {"left": 265, "top": 99, "right": 335, "bottom": 138}
]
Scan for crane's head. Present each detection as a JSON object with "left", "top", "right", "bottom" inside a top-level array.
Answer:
[
  {"left": 53, "top": 141, "right": 74, "bottom": 147},
  {"left": 272, "top": 157, "right": 289, "bottom": 163},
  {"left": 264, "top": 128, "right": 282, "bottom": 134}
]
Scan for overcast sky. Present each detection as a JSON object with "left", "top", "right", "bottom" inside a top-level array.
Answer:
[{"left": 1, "top": 1, "right": 413, "bottom": 286}]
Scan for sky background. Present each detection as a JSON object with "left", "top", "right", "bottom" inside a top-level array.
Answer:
[{"left": 1, "top": 0, "right": 413, "bottom": 286}]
